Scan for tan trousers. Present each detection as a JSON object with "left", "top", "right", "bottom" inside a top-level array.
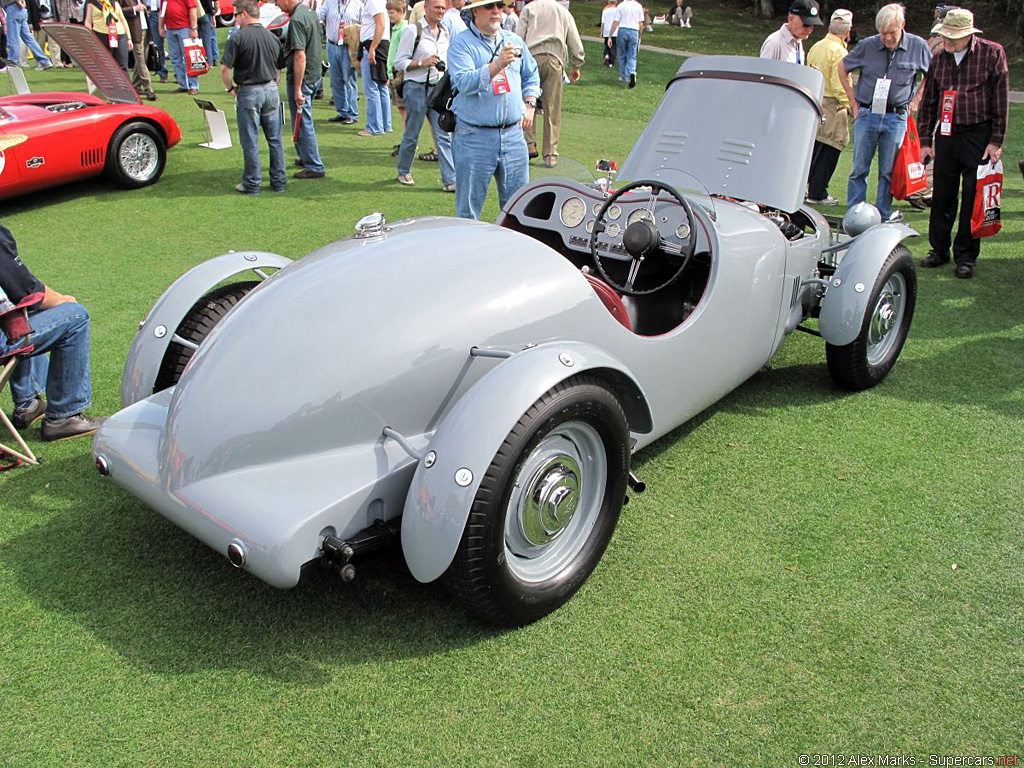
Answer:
[{"left": 523, "top": 52, "right": 564, "bottom": 160}]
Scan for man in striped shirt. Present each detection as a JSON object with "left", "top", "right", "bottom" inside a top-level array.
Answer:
[{"left": 917, "top": 8, "right": 1008, "bottom": 279}]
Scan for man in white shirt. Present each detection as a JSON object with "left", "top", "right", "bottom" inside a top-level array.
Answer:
[
  {"left": 609, "top": 0, "right": 642, "bottom": 88},
  {"left": 393, "top": 0, "right": 454, "bottom": 189},
  {"left": 319, "top": 0, "right": 363, "bottom": 123},
  {"left": 441, "top": 0, "right": 467, "bottom": 38},
  {"left": 759, "top": 0, "right": 822, "bottom": 64},
  {"left": 358, "top": 0, "right": 392, "bottom": 135}
]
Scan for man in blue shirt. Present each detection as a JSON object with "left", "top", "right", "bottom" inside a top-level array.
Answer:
[
  {"left": 447, "top": 0, "right": 541, "bottom": 219},
  {"left": 839, "top": 2, "right": 931, "bottom": 222}
]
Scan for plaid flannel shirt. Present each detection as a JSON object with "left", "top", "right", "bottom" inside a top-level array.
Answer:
[{"left": 917, "top": 36, "right": 1009, "bottom": 148}]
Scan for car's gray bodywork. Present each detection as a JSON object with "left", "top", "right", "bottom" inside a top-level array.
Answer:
[{"left": 93, "top": 55, "right": 916, "bottom": 602}]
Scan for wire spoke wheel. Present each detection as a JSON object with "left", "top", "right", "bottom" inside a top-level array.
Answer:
[{"left": 119, "top": 133, "right": 160, "bottom": 183}]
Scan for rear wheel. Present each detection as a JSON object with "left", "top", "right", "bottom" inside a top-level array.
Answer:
[
  {"left": 153, "top": 282, "right": 258, "bottom": 392},
  {"left": 826, "top": 244, "right": 916, "bottom": 390},
  {"left": 443, "top": 375, "right": 630, "bottom": 626},
  {"left": 106, "top": 121, "right": 167, "bottom": 189}
]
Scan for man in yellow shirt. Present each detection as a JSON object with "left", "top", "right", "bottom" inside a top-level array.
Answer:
[{"left": 805, "top": 8, "right": 852, "bottom": 205}]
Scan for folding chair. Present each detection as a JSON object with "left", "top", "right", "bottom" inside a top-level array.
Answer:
[{"left": 0, "top": 290, "right": 43, "bottom": 469}]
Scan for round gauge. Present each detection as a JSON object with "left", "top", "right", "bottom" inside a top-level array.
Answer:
[
  {"left": 585, "top": 220, "right": 595, "bottom": 233},
  {"left": 627, "top": 208, "right": 654, "bottom": 227},
  {"left": 607, "top": 205, "right": 622, "bottom": 220},
  {"left": 559, "top": 197, "right": 587, "bottom": 228},
  {"left": 593, "top": 202, "right": 603, "bottom": 217},
  {"left": 675, "top": 223, "right": 691, "bottom": 239},
  {"left": 606, "top": 223, "right": 621, "bottom": 238}
]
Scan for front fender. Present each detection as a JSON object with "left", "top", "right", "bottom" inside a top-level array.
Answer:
[
  {"left": 120, "top": 251, "right": 292, "bottom": 407},
  {"left": 400, "top": 341, "right": 651, "bottom": 584},
  {"left": 819, "top": 224, "right": 916, "bottom": 346}
]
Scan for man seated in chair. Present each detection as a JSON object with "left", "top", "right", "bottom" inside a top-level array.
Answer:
[{"left": 0, "top": 224, "right": 105, "bottom": 442}]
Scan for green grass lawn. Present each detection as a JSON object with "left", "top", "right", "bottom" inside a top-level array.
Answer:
[{"left": 1, "top": 40, "right": 1022, "bottom": 765}]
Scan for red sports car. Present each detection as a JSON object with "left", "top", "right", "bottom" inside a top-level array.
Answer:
[{"left": 0, "top": 23, "right": 182, "bottom": 202}]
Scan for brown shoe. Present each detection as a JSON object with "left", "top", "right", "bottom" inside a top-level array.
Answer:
[
  {"left": 294, "top": 169, "right": 325, "bottom": 179},
  {"left": 10, "top": 396, "right": 46, "bottom": 429},
  {"left": 41, "top": 413, "right": 106, "bottom": 442}
]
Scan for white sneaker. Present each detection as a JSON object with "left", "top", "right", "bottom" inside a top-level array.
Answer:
[{"left": 397, "top": 174, "right": 415, "bottom": 186}]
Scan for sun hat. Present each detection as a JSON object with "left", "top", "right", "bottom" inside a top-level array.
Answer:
[
  {"left": 831, "top": 9, "right": 853, "bottom": 24},
  {"left": 931, "top": 7, "right": 981, "bottom": 38},
  {"left": 463, "top": 0, "right": 511, "bottom": 11}
]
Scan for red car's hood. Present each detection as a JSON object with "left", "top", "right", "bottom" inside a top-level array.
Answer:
[
  {"left": 41, "top": 23, "right": 141, "bottom": 105},
  {"left": 0, "top": 92, "right": 108, "bottom": 120}
]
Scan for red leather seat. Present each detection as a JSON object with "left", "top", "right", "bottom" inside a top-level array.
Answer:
[{"left": 583, "top": 272, "right": 632, "bottom": 331}]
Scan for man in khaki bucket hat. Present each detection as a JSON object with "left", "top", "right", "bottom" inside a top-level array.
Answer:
[{"left": 916, "top": 8, "right": 1009, "bottom": 279}]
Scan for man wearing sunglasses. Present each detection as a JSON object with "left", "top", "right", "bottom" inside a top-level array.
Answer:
[{"left": 447, "top": 0, "right": 540, "bottom": 220}]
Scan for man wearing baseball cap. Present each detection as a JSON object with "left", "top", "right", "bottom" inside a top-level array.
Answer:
[
  {"left": 759, "top": 0, "right": 822, "bottom": 64},
  {"left": 916, "top": 9, "right": 1008, "bottom": 278},
  {"left": 805, "top": 8, "right": 853, "bottom": 205},
  {"left": 839, "top": 3, "right": 931, "bottom": 223}
]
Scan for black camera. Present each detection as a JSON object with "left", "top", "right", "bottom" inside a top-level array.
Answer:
[{"left": 435, "top": 60, "right": 446, "bottom": 72}]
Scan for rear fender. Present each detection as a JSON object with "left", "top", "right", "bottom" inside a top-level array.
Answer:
[
  {"left": 120, "top": 251, "right": 292, "bottom": 407},
  {"left": 818, "top": 224, "right": 916, "bottom": 346},
  {"left": 401, "top": 341, "right": 652, "bottom": 584}
]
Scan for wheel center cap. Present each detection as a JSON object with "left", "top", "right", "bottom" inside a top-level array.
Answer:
[{"left": 522, "top": 457, "right": 581, "bottom": 546}]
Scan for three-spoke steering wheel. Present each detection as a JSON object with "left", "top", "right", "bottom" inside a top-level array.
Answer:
[{"left": 589, "top": 179, "right": 697, "bottom": 296}]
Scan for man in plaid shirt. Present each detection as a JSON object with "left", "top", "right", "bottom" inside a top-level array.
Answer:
[{"left": 917, "top": 8, "right": 1008, "bottom": 279}]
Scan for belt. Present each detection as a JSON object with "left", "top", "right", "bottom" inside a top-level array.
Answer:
[
  {"left": 950, "top": 120, "right": 992, "bottom": 134},
  {"left": 238, "top": 80, "right": 276, "bottom": 88},
  {"left": 463, "top": 122, "right": 520, "bottom": 130},
  {"left": 858, "top": 102, "right": 909, "bottom": 115}
]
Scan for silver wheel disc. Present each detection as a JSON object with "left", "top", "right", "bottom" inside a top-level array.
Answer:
[
  {"left": 866, "top": 272, "right": 906, "bottom": 366},
  {"left": 119, "top": 133, "right": 159, "bottom": 182},
  {"left": 503, "top": 420, "right": 607, "bottom": 583}
]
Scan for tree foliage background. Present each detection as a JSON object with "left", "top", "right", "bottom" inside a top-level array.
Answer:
[{"left": 746, "top": 0, "right": 1023, "bottom": 54}]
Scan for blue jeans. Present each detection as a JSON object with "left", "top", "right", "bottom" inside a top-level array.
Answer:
[
  {"left": 4, "top": 4, "right": 51, "bottom": 67},
  {"left": 847, "top": 109, "right": 908, "bottom": 221},
  {"left": 327, "top": 41, "right": 358, "bottom": 120},
  {"left": 3, "top": 303, "right": 91, "bottom": 419},
  {"left": 286, "top": 74, "right": 325, "bottom": 173},
  {"left": 166, "top": 27, "right": 198, "bottom": 90},
  {"left": 617, "top": 27, "right": 637, "bottom": 81},
  {"left": 397, "top": 81, "right": 454, "bottom": 185},
  {"left": 148, "top": 9, "right": 167, "bottom": 78},
  {"left": 453, "top": 122, "right": 529, "bottom": 220},
  {"left": 361, "top": 49, "right": 392, "bottom": 134},
  {"left": 236, "top": 82, "right": 286, "bottom": 192},
  {"left": 197, "top": 13, "right": 217, "bottom": 66}
]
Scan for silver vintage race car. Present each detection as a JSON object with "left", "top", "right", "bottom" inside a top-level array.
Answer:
[{"left": 93, "top": 56, "right": 917, "bottom": 626}]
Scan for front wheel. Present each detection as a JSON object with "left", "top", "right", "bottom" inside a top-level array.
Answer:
[
  {"left": 442, "top": 375, "right": 631, "bottom": 626},
  {"left": 826, "top": 244, "right": 916, "bottom": 390},
  {"left": 106, "top": 121, "right": 167, "bottom": 189}
]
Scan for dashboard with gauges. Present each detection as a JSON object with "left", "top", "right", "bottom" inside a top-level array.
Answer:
[{"left": 502, "top": 179, "right": 700, "bottom": 262}]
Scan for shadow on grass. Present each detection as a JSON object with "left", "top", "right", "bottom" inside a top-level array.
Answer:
[{"left": 1, "top": 457, "right": 498, "bottom": 683}]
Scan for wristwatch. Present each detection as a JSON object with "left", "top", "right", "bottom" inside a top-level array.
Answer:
[{"left": 524, "top": 98, "right": 537, "bottom": 107}]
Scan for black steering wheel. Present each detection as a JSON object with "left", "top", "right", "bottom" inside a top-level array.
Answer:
[{"left": 589, "top": 179, "right": 697, "bottom": 296}]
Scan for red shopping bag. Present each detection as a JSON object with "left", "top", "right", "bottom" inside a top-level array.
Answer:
[
  {"left": 183, "top": 39, "right": 209, "bottom": 78},
  {"left": 891, "top": 116, "right": 928, "bottom": 200},
  {"left": 971, "top": 160, "right": 1003, "bottom": 238}
]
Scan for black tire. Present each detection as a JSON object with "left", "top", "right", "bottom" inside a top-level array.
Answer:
[
  {"left": 217, "top": 13, "right": 234, "bottom": 26},
  {"left": 153, "top": 282, "right": 258, "bottom": 393},
  {"left": 105, "top": 121, "right": 167, "bottom": 189},
  {"left": 443, "top": 375, "right": 630, "bottom": 626},
  {"left": 826, "top": 244, "right": 916, "bottom": 390}
]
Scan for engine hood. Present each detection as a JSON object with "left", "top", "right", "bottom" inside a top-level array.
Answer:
[
  {"left": 158, "top": 217, "right": 610, "bottom": 490},
  {"left": 41, "top": 23, "right": 141, "bottom": 105}
]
